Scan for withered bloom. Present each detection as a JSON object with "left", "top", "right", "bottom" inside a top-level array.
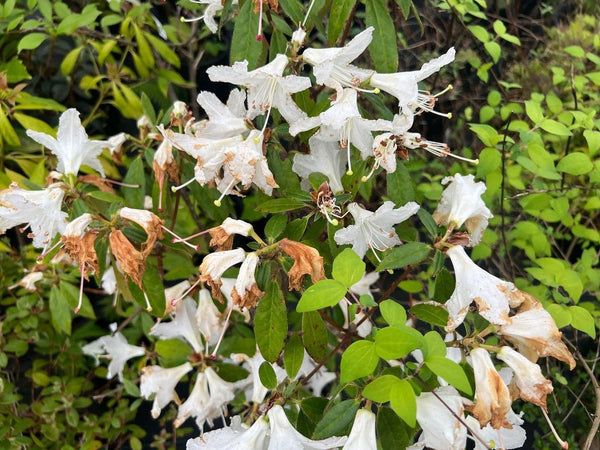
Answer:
[
  {"left": 279, "top": 239, "right": 325, "bottom": 291},
  {"left": 61, "top": 214, "right": 99, "bottom": 278},
  {"left": 118, "top": 207, "right": 164, "bottom": 256},
  {"left": 109, "top": 230, "right": 145, "bottom": 287},
  {"left": 208, "top": 218, "right": 253, "bottom": 251},
  {"left": 231, "top": 252, "right": 264, "bottom": 309},
  {"left": 152, "top": 139, "right": 179, "bottom": 212}
]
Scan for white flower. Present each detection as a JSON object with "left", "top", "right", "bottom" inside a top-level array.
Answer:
[
  {"left": 466, "top": 409, "right": 527, "bottom": 450},
  {"left": 10, "top": 271, "right": 44, "bottom": 291},
  {"left": 196, "top": 288, "right": 226, "bottom": 346},
  {"left": 140, "top": 362, "right": 192, "bottom": 418},
  {"left": 370, "top": 48, "right": 455, "bottom": 117},
  {"left": 63, "top": 213, "right": 93, "bottom": 238},
  {"left": 497, "top": 346, "right": 553, "bottom": 409},
  {"left": 337, "top": 299, "right": 372, "bottom": 338},
  {"left": 291, "top": 27, "right": 307, "bottom": 49},
  {"left": 183, "top": 0, "right": 237, "bottom": 34},
  {"left": 412, "top": 385, "right": 467, "bottom": 450},
  {"left": 220, "top": 217, "right": 253, "bottom": 236},
  {"left": 295, "top": 351, "right": 337, "bottom": 396},
  {"left": 231, "top": 349, "right": 287, "bottom": 404},
  {"left": 173, "top": 100, "right": 188, "bottom": 118},
  {"left": 499, "top": 296, "right": 576, "bottom": 370},
  {"left": 104, "top": 132, "right": 127, "bottom": 155},
  {"left": 343, "top": 408, "right": 376, "bottom": 450},
  {"left": 267, "top": 405, "right": 347, "bottom": 450},
  {"left": 470, "top": 348, "right": 511, "bottom": 429},
  {"left": 334, "top": 201, "right": 420, "bottom": 260},
  {"left": 433, "top": 174, "right": 492, "bottom": 245},
  {"left": 350, "top": 271, "right": 379, "bottom": 298},
  {"left": 0, "top": 183, "right": 68, "bottom": 249},
  {"left": 26, "top": 108, "right": 107, "bottom": 176},
  {"left": 150, "top": 297, "right": 203, "bottom": 353},
  {"left": 186, "top": 416, "right": 269, "bottom": 449},
  {"left": 200, "top": 248, "right": 246, "bottom": 296},
  {"left": 194, "top": 90, "right": 249, "bottom": 140},
  {"left": 444, "top": 246, "right": 524, "bottom": 332},
  {"left": 101, "top": 266, "right": 117, "bottom": 295},
  {"left": 370, "top": 133, "right": 398, "bottom": 174},
  {"left": 292, "top": 134, "right": 346, "bottom": 193},
  {"left": 302, "top": 27, "right": 374, "bottom": 97},
  {"left": 207, "top": 54, "right": 311, "bottom": 129},
  {"left": 232, "top": 252, "right": 263, "bottom": 309},
  {"left": 82, "top": 328, "right": 146, "bottom": 382}
]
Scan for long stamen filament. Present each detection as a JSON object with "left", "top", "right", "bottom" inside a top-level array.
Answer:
[
  {"left": 38, "top": 239, "right": 64, "bottom": 260},
  {"left": 171, "top": 278, "right": 202, "bottom": 307},
  {"left": 210, "top": 305, "right": 234, "bottom": 358},
  {"left": 214, "top": 178, "right": 237, "bottom": 207},
  {"left": 541, "top": 407, "right": 569, "bottom": 449},
  {"left": 161, "top": 225, "right": 199, "bottom": 250},
  {"left": 301, "top": 0, "right": 316, "bottom": 26},
  {"left": 75, "top": 263, "right": 85, "bottom": 314},
  {"left": 171, "top": 228, "right": 210, "bottom": 243},
  {"left": 143, "top": 290, "right": 153, "bottom": 311},
  {"left": 171, "top": 176, "right": 196, "bottom": 193},
  {"left": 256, "top": 0, "right": 264, "bottom": 40}
]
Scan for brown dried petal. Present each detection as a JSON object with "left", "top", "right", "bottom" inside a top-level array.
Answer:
[
  {"left": 231, "top": 283, "right": 264, "bottom": 309},
  {"left": 208, "top": 227, "right": 234, "bottom": 251},
  {"left": 62, "top": 231, "right": 100, "bottom": 278},
  {"left": 109, "top": 230, "right": 145, "bottom": 286},
  {"left": 279, "top": 238, "right": 325, "bottom": 291}
]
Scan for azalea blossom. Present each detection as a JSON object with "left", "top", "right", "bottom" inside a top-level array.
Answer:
[
  {"left": 104, "top": 132, "right": 127, "bottom": 155},
  {"left": 232, "top": 252, "right": 263, "bottom": 309},
  {"left": 10, "top": 271, "right": 44, "bottom": 292},
  {"left": 150, "top": 296, "right": 203, "bottom": 353},
  {"left": 140, "top": 362, "right": 193, "bottom": 418},
  {"left": 334, "top": 201, "right": 420, "bottom": 260},
  {"left": 199, "top": 247, "right": 246, "bottom": 297},
  {"left": 0, "top": 183, "right": 68, "bottom": 249},
  {"left": 465, "top": 409, "right": 527, "bottom": 450},
  {"left": 444, "top": 245, "right": 525, "bottom": 332},
  {"left": 207, "top": 54, "right": 311, "bottom": 132},
  {"left": 369, "top": 48, "right": 456, "bottom": 117},
  {"left": 196, "top": 288, "right": 227, "bottom": 347},
  {"left": 497, "top": 346, "right": 553, "bottom": 409},
  {"left": 343, "top": 408, "right": 377, "bottom": 450},
  {"left": 302, "top": 27, "right": 375, "bottom": 97},
  {"left": 181, "top": 0, "right": 238, "bottom": 34},
  {"left": 194, "top": 89, "right": 249, "bottom": 140},
  {"left": 267, "top": 405, "right": 347, "bottom": 450},
  {"left": 433, "top": 173, "right": 492, "bottom": 245},
  {"left": 186, "top": 416, "right": 269, "bottom": 449},
  {"left": 82, "top": 325, "right": 146, "bottom": 382},
  {"left": 470, "top": 347, "right": 512, "bottom": 429},
  {"left": 292, "top": 134, "right": 346, "bottom": 193},
  {"left": 231, "top": 349, "right": 287, "bottom": 404},
  {"left": 499, "top": 295, "right": 576, "bottom": 370},
  {"left": 26, "top": 108, "right": 108, "bottom": 176}
]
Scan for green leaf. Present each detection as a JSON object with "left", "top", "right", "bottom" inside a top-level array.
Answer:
[
  {"left": 540, "top": 119, "right": 572, "bottom": 136},
  {"left": 365, "top": 0, "right": 398, "bottom": 72},
  {"left": 284, "top": 334, "right": 304, "bottom": 378},
  {"left": 60, "top": 46, "right": 83, "bottom": 75},
  {"left": 13, "top": 112, "right": 55, "bottom": 136},
  {"left": 379, "top": 299, "right": 407, "bottom": 327},
  {"left": 312, "top": 400, "right": 359, "bottom": 439},
  {"left": 146, "top": 33, "right": 180, "bottom": 68},
  {"left": 422, "top": 331, "right": 447, "bottom": 359},
  {"left": 484, "top": 41, "right": 501, "bottom": 63},
  {"left": 61, "top": 281, "right": 95, "bottom": 319},
  {"left": 230, "top": 0, "right": 267, "bottom": 68},
  {"left": 492, "top": 19, "right": 506, "bottom": 35},
  {"left": 327, "top": 0, "right": 357, "bottom": 44},
  {"left": 258, "top": 361, "right": 278, "bottom": 390},
  {"left": 142, "top": 264, "right": 166, "bottom": 315},
  {"left": 374, "top": 326, "right": 423, "bottom": 360},
  {"left": 468, "top": 25, "right": 489, "bottom": 43},
  {"left": 363, "top": 374, "right": 401, "bottom": 402},
  {"left": 86, "top": 190, "right": 124, "bottom": 204},
  {"left": 417, "top": 208, "right": 439, "bottom": 238},
  {"left": 122, "top": 157, "right": 145, "bottom": 208},
  {"left": 302, "top": 311, "right": 328, "bottom": 362},
  {"left": 264, "top": 214, "right": 287, "bottom": 241},
  {"left": 297, "top": 279, "right": 347, "bottom": 312},
  {"left": 433, "top": 268, "right": 455, "bottom": 303},
  {"left": 410, "top": 303, "right": 449, "bottom": 327},
  {"left": 255, "top": 282, "right": 288, "bottom": 362},
  {"left": 340, "top": 340, "right": 379, "bottom": 383},
  {"left": 386, "top": 162, "right": 415, "bottom": 205},
  {"left": 377, "top": 407, "right": 409, "bottom": 450},
  {"left": 425, "top": 356, "right": 472, "bottom": 395},
  {"left": 556, "top": 153, "right": 593, "bottom": 175},
  {"left": 49, "top": 285, "right": 71, "bottom": 335},
  {"left": 376, "top": 242, "right": 430, "bottom": 271},
  {"left": 18, "top": 33, "right": 48, "bottom": 53},
  {"left": 569, "top": 306, "right": 596, "bottom": 339},
  {"left": 332, "top": 248, "right": 365, "bottom": 288},
  {"left": 546, "top": 304, "right": 571, "bottom": 329},
  {"left": 256, "top": 198, "right": 307, "bottom": 213},
  {"left": 390, "top": 380, "right": 416, "bottom": 427},
  {"left": 155, "top": 339, "right": 192, "bottom": 366}
]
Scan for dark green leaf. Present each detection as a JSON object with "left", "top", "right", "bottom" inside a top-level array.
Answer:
[
  {"left": 433, "top": 268, "right": 455, "bottom": 303},
  {"left": 49, "top": 285, "right": 71, "bottom": 335},
  {"left": 302, "top": 311, "right": 328, "bottom": 362},
  {"left": 410, "top": 303, "right": 449, "bottom": 327},
  {"left": 256, "top": 198, "right": 307, "bottom": 213},
  {"left": 425, "top": 356, "right": 472, "bottom": 395},
  {"left": 365, "top": 0, "right": 398, "bottom": 72},
  {"left": 312, "top": 400, "right": 359, "bottom": 439},
  {"left": 255, "top": 282, "right": 288, "bottom": 362},
  {"left": 417, "top": 208, "right": 439, "bottom": 238},
  {"left": 230, "top": 0, "right": 267, "bottom": 68},
  {"left": 265, "top": 214, "right": 287, "bottom": 241},
  {"left": 122, "top": 157, "right": 145, "bottom": 209},
  {"left": 327, "top": 0, "right": 357, "bottom": 45},
  {"left": 284, "top": 334, "right": 304, "bottom": 378},
  {"left": 258, "top": 361, "right": 278, "bottom": 389},
  {"left": 377, "top": 406, "right": 409, "bottom": 450}
]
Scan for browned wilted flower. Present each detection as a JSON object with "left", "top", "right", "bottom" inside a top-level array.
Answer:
[
  {"left": 279, "top": 239, "right": 325, "bottom": 291},
  {"left": 61, "top": 213, "right": 99, "bottom": 277},
  {"left": 109, "top": 230, "right": 145, "bottom": 287},
  {"left": 118, "top": 207, "right": 164, "bottom": 256}
]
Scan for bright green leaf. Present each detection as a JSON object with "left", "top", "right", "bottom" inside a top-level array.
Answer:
[
  {"left": 332, "top": 248, "right": 365, "bottom": 289},
  {"left": 297, "top": 279, "right": 347, "bottom": 312},
  {"left": 340, "top": 340, "right": 378, "bottom": 383},
  {"left": 390, "top": 380, "right": 416, "bottom": 427},
  {"left": 425, "top": 356, "right": 472, "bottom": 395}
]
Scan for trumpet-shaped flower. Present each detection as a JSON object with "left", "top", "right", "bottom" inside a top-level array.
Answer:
[
  {"left": 199, "top": 248, "right": 246, "bottom": 297},
  {"left": 334, "top": 201, "right": 420, "bottom": 260},
  {"left": 186, "top": 416, "right": 269, "bottom": 449},
  {"left": 231, "top": 349, "right": 286, "bottom": 404},
  {"left": 232, "top": 252, "right": 263, "bottom": 309},
  {"left": 343, "top": 408, "right": 377, "bottom": 450},
  {"left": 470, "top": 348, "right": 512, "bottom": 429},
  {"left": 194, "top": 90, "right": 249, "bottom": 140},
  {"left": 433, "top": 174, "right": 492, "bottom": 245},
  {"left": 182, "top": 0, "right": 238, "bottom": 34},
  {"left": 499, "top": 296, "right": 576, "bottom": 370},
  {"left": 444, "top": 246, "right": 525, "bottom": 332},
  {"left": 196, "top": 288, "right": 227, "bottom": 347},
  {"left": 82, "top": 326, "right": 146, "bottom": 382},
  {"left": 267, "top": 405, "right": 347, "bottom": 450},
  {"left": 369, "top": 48, "right": 455, "bottom": 117},
  {"left": 26, "top": 108, "right": 108, "bottom": 176},
  {"left": 140, "top": 362, "right": 193, "bottom": 418},
  {"left": 497, "top": 346, "right": 553, "bottom": 409},
  {"left": 150, "top": 297, "right": 203, "bottom": 353},
  {"left": 465, "top": 410, "right": 527, "bottom": 450},
  {"left": 292, "top": 134, "right": 346, "bottom": 193},
  {"left": 302, "top": 27, "right": 375, "bottom": 97},
  {"left": 0, "top": 183, "right": 68, "bottom": 249},
  {"left": 207, "top": 54, "right": 311, "bottom": 130},
  {"left": 10, "top": 271, "right": 44, "bottom": 292}
]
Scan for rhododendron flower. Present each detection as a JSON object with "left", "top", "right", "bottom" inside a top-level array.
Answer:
[
  {"left": 267, "top": 405, "right": 347, "bottom": 449},
  {"left": 302, "top": 27, "right": 374, "bottom": 97},
  {"left": 232, "top": 252, "right": 263, "bottom": 309},
  {"left": 118, "top": 207, "right": 164, "bottom": 256},
  {"left": 292, "top": 134, "right": 346, "bottom": 193},
  {"left": 465, "top": 409, "right": 527, "bottom": 450},
  {"left": 470, "top": 347, "right": 512, "bottom": 429},
  {"left": 279, "top": 238, "right": 325, "bottom": 291},
  {"left": 343, "top": 408, "right": 377, "bottom": 450},
  {"left": 334, "top": 201, "right": 420, "bottom": 260},
  {"left": 199, "top": 248, "right": 246, "bottom": 297},
  {"left": 10, "top": 271, "right": 44, "bottom": 292},
  {"left": 140, "top": 362, "right": 193, "bottom": 418},
  {"left": 411, "top": 386, "right": 467, "bottom": 450},
  {"left": 26, "top": 108, "right": 108, "bottom": 176},
  {"left": 369, "top": 48, "right": 455, "bottom": 117},
  {"left": 104, "top": 132, "right": 127, "bottom": 155},
  {"left": 444, "top": 245, "right": 526, "bottom": 332},
  {"left": 150, "top": 297, "right": 203, "bottom": 353},
  {"left": 194, "top": 89, "right": 249, "bottom": 140},
  {"left": 207, "top": 54, "right": 311, "bottom": 130},
  {"left": 497, "top": 346, "right": 553, "bottom": 409},
  {"left": 433, "top": 173, "right": 492, "bottom": 245},
  {"left": 82, "top": 326, "right": 145, "bottom": 382},
  {"left": 186, "top": 416, "right": 269, "bottom": 449},
  {"left": 181, "top": 0, "right": 238, "bottom": 34},
  {"left": 101, "top": 266, "right": 117, "bottom": 295},
  {"left": 499, "top": 296, "right": 576, "bottom": 370},
  {"left": 0, "top": 183, "right": 68, "bottom": 249},
  {"left": 196, "top": 288, "right": 227, "bottom": 347},
  {"left": 231, "top": 350, "right": 286, "bottom": 404}
]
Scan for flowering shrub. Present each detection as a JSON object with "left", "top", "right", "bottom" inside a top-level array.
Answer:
[{"left": 1, "top": 1, "right": 599, "bottom": 449}]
